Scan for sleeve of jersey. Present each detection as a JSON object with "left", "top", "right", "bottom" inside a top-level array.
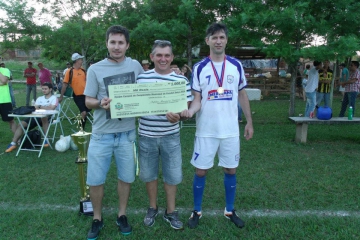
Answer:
[
  {"left": 191, "top": 65, "right": 201, "bottom": 92},
  {"left": 63, "top": 70, "right": 70, "bottom": 84},
  {"left": 237, "top": 61, "right": 247, "bottom": 91},
  {"left": 35, "top": 97, "right": 41, "bottom": 106},
  {"left": 52, "top": 96, "right": 59, "bottom": 107},
  {"left": 2, "top": 68, "right": 11, "bottom": 78}
]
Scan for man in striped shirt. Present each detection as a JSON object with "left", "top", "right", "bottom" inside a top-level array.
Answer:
[
  {"left": 339, "top": 61, "right": 360, "bottom": 117},
  {"left": 136, "top": 40, "right": 192, "bottom": 230}
]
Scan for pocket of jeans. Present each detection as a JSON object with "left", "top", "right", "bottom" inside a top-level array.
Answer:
[
  {"left": 126, "top": 129, "right": 136, "bottom": 142},
  {"left": 91, "top": 133, "right": 103, "bottom": 141}
]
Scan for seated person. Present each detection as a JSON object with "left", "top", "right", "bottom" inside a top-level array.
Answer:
[{"left": 6, "top": 82, "right": 58, "bottom": 152}]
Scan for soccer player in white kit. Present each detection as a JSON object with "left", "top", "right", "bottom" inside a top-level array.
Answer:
[{"left": 180, "top": 22, "right": 254, "bottom": 229}]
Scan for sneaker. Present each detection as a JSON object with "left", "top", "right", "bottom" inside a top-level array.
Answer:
[
  {"left": 309, "top": 111, "right": 314, "bottom": 118},
  {"left": 116, "top": 215, "right": 132, "bottom": 235},
  {"left": 5, "top": 144, "right": 17, "bottom": 153},
  {"left": 43, "top": 140, "right": 49, "bottom": 147},
  {"left": 188, "top": 210, "right": 202, "bottom": 229},
  {"left": 144, "top": 207, "right": 158, "bottom": 227},
  {"left": 87, "top": 219, "right": 104, "bottom": 240},
  {"left": 163, "top": 209, "right": 184, "bottom": 230},
  {"left": 224, "top": 208, "right": 245, "bottom": 228}
]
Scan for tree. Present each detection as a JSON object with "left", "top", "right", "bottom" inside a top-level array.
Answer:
[
  {"left": 103, "top": 0, "right": 214, "bottom": 67},
  {"left": 225, "top": 0, "right": 360, "bottom": 116},
  {"left": 41, "top": 17, "right": 104, "bottom": 65},
  {"left": 35, "top": 0, "right": 112, "bottom": 66},
  {"left": 0, "top": 0, "right": 50, "bottom": 55}
]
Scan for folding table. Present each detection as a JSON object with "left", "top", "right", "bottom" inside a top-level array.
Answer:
[{"left": 8, "top": 110, "right": 59, "bottom": 158}]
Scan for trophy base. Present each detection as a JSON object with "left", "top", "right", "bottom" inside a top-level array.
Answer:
[{"left": 79, "top": 199, "right": 93, "bottom": 216}]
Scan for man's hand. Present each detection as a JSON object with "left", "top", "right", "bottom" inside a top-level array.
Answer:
[
  {"left": 243, "top": 123, "right": 254, "bottom": 140},
  {"left": 100, "top": 97, "right": 112, "bottom": 110},
  {"left": 180, "top": 109, "right": 194, "bottom": 119},
  {"left": 166, "top": 112, "right": 180, "bottom": 123}
]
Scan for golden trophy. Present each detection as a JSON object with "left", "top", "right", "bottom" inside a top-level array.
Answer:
[{"left": 71, "top": 115, "right": 93, "bottom": 216}]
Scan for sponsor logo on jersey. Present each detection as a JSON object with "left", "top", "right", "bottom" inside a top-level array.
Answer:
[{"left": 227, "top": 75, "right": 234, "bottom": 84}]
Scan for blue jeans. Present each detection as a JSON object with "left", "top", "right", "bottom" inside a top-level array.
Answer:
[
  {"left": 238, "top": 102, "right": 242, "bottom": 121},
  {"left": 26, "top": 84, "right": 37, "bottom": 106},
  {"left": 86, "top": 129, "right": 136, "bottom": 185},
  {"left": 316, "top": 92, "right": 330, "bottom": 107},
  {"left": 138, "top": 133, "right": 182, "bottom": 185},
  {"left": 339, "top": 92, "right": 358, "bottom": 117},
  {"left": 305, "top": 91, "right": 316, "bottom": 117},
  {"left": 8, "top": 81, "right": 16, "bottom": 107}
]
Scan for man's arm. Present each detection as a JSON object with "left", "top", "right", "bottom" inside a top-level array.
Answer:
[
  {"left": 35, "top": 96, "right": 58, "bottom": 110},
  {"left": 0, "top": 72, "right": 9, "bottom": 86},
  {"left": 86, "top": 96, "right": 111, "bottom": 110},
  {"left": 341, "top": 75, "right": 359, "bottom": 86},
  {"left": 180, "top": 90, "right": 201, "bottom": 118},
  {"left": 36, "top": 104, "right": 57, "bottom": 110},
  {"left": 238, "top": 89, "right": 254, "bottom": 140},
  {"left": 58, "top": 71, "right": 70, "bottom": 102}
]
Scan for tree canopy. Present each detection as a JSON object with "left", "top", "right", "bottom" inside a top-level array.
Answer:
[{"left": 1, "top": 0, "right": 360, "bottom": 114}]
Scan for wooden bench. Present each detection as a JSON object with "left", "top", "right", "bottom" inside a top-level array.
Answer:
[{"left": 288, "top": 117, "right": 360, "bottom": 143}]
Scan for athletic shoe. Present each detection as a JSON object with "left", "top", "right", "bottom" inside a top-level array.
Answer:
[
  {"left": 87, "top": 219, "right": 104, "bottom": 240},
  {"left": 43, "top": 140, "right": 49, "bottom": 147},
  {"left": 116, "top": 215, "right": 132, "bottom": 235},
  {"left": 163, "top": 209, "right": 184, "bottom": 230},
  {"left": 5, "top": 144, "right": 17, "bottom": 153},
  {"left": 224, "top": 208, "right": 245, "bottom": 228},
  {"left": 144, "top": 207, "right": 158, "bottom": 227},
  {"left": 309, "top": 111, "right": 314, "bottom": 118},
  {"left": 188, "top": 210, "right": 202, "bottom": 229}
]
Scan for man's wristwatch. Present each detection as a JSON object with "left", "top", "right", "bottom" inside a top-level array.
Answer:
[{"left": 99, "top": 99, "right": 102, "bottom": 108}]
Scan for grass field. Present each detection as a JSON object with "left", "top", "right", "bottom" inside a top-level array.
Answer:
[
  {"left": 1, "top": 60, "right": 64, "bottom": 81},
  {"left": 1, "top": 83, "right": 360, "bottom": 239}
]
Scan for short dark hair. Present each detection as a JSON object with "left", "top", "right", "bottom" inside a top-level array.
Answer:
[
  {"left": 351, "top": 61, "right": 359, "bottom": 68},
  {"left": 106, "top": 25, "right": 130, "bottom": 43},
  {"left": 340, "top": 63, "right": 346, "bottom": 67},
  {"left": 313, "top": 61, "right": 321, "bottom": 67},
  {"left": 42, "top": 82, "right": 53, "bottom": 89},
  {"left": 306, "top": 64, "right": 311, "bottom": 69},
  {"left": 151, "top": 40, "right": 173, "bottom": 55},
  {"left": 206, "top": 22, "right": 228, "bottom": 38}
]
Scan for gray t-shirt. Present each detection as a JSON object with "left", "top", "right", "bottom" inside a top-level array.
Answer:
[{"left": 84, "top": 57, "right": 143, "bottom": 134}]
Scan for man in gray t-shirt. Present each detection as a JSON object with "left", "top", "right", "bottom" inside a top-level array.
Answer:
[{"left": 84, "top": 25, "right": 143, "bottom": 239}]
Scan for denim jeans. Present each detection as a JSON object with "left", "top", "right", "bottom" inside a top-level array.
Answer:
[
  {"left": 305, "top": 91, "right": 316, "bottom": 117},
  {"left": 86, "top": 129, "right": 136, "bottom": 185},
  {"left": 138, "top": 133, "right": 182, "bottom": 185},
  {"left": 8, "top": 81, "right": 16, "bottom": 107},
  {"left": 316, "top": 92, "right": 330, "bottom": 107},
  {"left": 339, "top": 92, "right": 358, "bottom": 117},
  {"left": 26, "top": 84, "right": 37, "bottom": 106}
]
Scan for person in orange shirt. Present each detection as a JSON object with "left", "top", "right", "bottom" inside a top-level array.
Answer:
[{"left": 59, "top": 53, "right": 90, "bottom": 130}]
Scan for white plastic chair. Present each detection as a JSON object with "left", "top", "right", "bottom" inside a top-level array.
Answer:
[{"left": 48, "top": 104, "right": 64, "bottom": 143}]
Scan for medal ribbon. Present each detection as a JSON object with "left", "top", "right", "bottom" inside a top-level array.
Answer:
[{"left": 209, "top": 55, "right": 226, "bottom": 88}]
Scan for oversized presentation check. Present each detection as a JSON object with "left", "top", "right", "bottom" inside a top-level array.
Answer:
[{"left": 108, "top": 81, "right": 188, "bottom": 118}]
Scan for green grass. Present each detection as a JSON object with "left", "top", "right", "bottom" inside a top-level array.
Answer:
[
  {"left": 1, "top": 83, "right": 360, "bottom": 239},
  {"left": 2, "top": 60, "right": 65, "bottom": 80}
]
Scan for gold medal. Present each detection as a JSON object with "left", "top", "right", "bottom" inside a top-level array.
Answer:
[{"left": 217, "top": 87, "right": 224, "bottom": 94}]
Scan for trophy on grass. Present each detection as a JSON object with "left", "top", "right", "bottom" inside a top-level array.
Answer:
[{"left": 71, "top": 115, "right": 93, "bottom": 216}]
